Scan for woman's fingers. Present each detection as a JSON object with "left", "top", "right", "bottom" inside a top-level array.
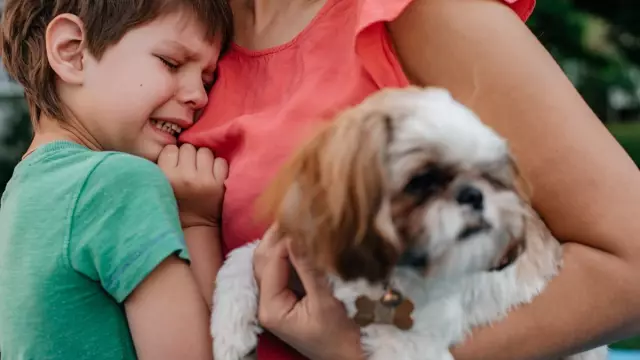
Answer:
[
  {"left": 253, "top": 225, "right": 283, "bottom": 285},
  {"left": 287, "top": 239, "right": 331, "bottom": 304},
  {"left": 257, "top": 240, "right": 296, "bottom": 328},
  {"left": 261, "top": 225, "right": 280, "bottom": 247}
]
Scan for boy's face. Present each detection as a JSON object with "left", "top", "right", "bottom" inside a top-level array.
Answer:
[{"left": 72, "top": 11, "right": 219, "bottom": 161}]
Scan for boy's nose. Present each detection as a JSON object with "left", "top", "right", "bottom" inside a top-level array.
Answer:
[{"left": 179, "top": 79, "right": 209, "bottom": 110}]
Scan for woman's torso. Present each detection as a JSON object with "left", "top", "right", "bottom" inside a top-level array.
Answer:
[
  {"left": 180, "top": 0, "right": 534, "bottom": 358},
  {"left": 181, "top": 0, "right": 412, "bottom": 255}
]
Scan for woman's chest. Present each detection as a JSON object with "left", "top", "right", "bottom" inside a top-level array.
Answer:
[
  {"left": 181, "top": 0, "right": 402, "bottom": 252},
  {"left": 189, "top": 57, "right": 377, "bottom": 251}
]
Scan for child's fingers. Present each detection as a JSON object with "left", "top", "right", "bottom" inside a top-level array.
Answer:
[
  {"left": 195, "top": 147, "right": 214, "bottom": 174},
  {"left": 177, "top": 144, "right": 197, "bottom": 174},
  {"left": 157, "top": 145, "right": 179, "bottom": 170},
  {"left": 213, "top": 157, "right": 229, "bottom": 183}
]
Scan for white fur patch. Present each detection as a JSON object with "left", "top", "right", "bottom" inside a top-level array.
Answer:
[{"left": 211, "top": 241, "right": 261, "bottom": 360}]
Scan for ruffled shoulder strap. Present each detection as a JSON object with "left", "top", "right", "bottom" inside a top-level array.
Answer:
[{"left": 354, "top": 0, "right": 536, "bottom": 89}]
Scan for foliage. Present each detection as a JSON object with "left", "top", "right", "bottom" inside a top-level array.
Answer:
[
  {"left": 608, "top": 121, "right": 640, "bottom": 165},
  {"left": 0, "top": 98, "right": 30, "bottom": 194},
  {"left": 527, "top": 0, "right": 640, "bottom": 121}
]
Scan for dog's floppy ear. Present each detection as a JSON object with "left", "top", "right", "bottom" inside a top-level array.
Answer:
[
  {"left": 256, "top": 107, "right": 402, "bottom": 282},
  {"left": 507, "top": 153, "right": 533, "bottom": 203}
]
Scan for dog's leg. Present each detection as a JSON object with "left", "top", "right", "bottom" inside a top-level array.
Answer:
[
  {"left": 360, "top": 324, "right": 416, "bottom": 360},
  {"left": 211, "top": 241, "right": 262, "bottom": 360},
  {"left": 360, "top": 324, "right": 454, "bottom": 360}
]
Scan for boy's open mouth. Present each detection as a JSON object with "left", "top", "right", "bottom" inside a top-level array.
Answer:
[{"left": 150, "top": 119, "right": 183, "bottom": 137}]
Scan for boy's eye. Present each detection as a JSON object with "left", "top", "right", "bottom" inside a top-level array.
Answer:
[
  {"left": 202, "top": 73, "right": 216, "bottom": 91},
  {"left": 157, "top": 56, "right": 179, "bottom": 70}
]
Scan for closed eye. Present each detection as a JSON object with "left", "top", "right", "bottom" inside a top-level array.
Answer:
[
  {"left": 484, "top": 174, "right": 508, "bottom": 189},
  {"left": 203, "top": 72, "right": 216, "bottom": 92},
  {"left": 157, "top": 56, "right": 179, "bottom": 71},
  {"left": 482, "top": 169, "right": 515, "bottom": 190},
  {"left": 404, "top": 167, "right": 454, "bottom": 199}
]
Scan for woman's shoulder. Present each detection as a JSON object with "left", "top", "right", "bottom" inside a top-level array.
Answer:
[{"left": 354, "top": 0, "right": 534, "bottom": 32}]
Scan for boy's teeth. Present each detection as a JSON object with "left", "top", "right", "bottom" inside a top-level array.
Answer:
[{"left": 151, "top": 119, "right": 182, "bottom": 136}]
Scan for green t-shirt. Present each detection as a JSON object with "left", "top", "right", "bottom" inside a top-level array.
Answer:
[{"left": 0, "top": 141, "right": 189, "bottom": 360}]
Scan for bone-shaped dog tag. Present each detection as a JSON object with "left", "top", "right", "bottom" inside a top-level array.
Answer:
[
  {"left": 391, "top": 298, "right": 415, "bottom": 330},
  {"left": 353, "top": 296, "right": 377, "bottom": 327},
  {"left": 353, "top": 290, "right": 415, "bottom": 330}
]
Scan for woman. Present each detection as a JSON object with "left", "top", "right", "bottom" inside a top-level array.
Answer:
[{"left": 181, "top": 0, "right": 640, "bottom": 359}]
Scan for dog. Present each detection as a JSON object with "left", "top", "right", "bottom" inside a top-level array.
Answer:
[{"left": 210, "top": 87, "right": 608, "bottom": 360}]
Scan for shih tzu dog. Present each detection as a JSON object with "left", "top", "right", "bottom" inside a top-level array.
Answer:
[{"left": 211, "top": 87, "right": 608, "bottom": 360}]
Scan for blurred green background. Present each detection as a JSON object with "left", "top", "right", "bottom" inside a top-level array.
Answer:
[{"left": 0, "top": 0, "right": 639, "bottom": 351}]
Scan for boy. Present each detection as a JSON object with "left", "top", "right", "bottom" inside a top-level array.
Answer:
[{"left": 0, "top": 0, "right": 232, "bottom": 359}]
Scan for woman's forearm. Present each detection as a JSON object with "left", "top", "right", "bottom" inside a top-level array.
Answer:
[
  {"left": 388, "top": 0, "right": 640, "bottom": 357},
  {"left": 451, "top": 242, "right": 640, "bottom": 360}
]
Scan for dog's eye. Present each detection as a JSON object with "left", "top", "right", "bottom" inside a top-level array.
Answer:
[
  {"left": 404, "top": 168, "right": 452, "bottom": 197},
  {"left": 483, "top": 173, "right": 511, "bottom": 190}
]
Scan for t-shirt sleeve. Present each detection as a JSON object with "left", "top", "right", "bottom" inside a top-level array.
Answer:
[{"left": 66, "top": 153, "right": 189, "bottom": 303}]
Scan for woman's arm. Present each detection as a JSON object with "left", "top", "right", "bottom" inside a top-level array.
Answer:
[
  {"left": 388, "top": 0, "right": 640, "bottom": 358},
  {"left": 389, "top": 0, "right": 640, "bottom": 360}
]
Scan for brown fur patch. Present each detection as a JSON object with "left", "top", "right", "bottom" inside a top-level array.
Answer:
[{"left": 255, "top": 107, "right": 403, "bottom": 282}]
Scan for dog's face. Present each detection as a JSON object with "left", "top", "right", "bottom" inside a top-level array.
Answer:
[{"left": 258, "top": 87, "right": 526, "bottom": 283}]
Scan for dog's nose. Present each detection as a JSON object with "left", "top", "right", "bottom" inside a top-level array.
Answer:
[{"left": 456, "top": 185, "right": 484, "bottom": 210}]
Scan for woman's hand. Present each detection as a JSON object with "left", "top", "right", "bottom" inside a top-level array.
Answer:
[{"left": 253, "top": 229, "right": 364, "bottom": 360}]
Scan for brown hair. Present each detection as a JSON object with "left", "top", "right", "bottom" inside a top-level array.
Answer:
[
  {"left": 1, "top": 0, "right": 233, "bottom": 124},
  {"left": 256, "top": 108, "right": 402, "bottom": 283}
]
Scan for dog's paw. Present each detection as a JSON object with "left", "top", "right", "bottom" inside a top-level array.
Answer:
[
  {"left": 211, "top": 242, "right": 262, "bottom": 360},
  {"left": 213, "top": 333, "right": 259, "bottom": 360},
  {"left": 360, "top": 324, "right": 415, "bottom": 360},
  {"left": 211, "top": 286, "right": 262, "bottom": 360}
]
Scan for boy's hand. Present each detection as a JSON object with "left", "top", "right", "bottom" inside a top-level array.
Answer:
[{"left": 158, "top": 144, "right": 228, "bottom": 228}]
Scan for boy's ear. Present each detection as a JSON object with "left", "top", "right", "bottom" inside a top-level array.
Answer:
[{"left": 45, "top": 14, "right": 86, "bottom": 85}]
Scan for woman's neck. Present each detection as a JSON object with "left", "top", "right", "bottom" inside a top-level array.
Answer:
[
  {"left": 24, "top": 115, "right": 101, "bottom": 160},
  {"left": 231, "top": 0, "right": 327, "bottom": 50}
]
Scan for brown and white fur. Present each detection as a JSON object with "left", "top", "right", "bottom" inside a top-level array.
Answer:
[{"left": 210, "top": 87, "right": 608, "bottom": 360}]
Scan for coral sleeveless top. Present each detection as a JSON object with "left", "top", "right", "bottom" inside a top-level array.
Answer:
[{"left": 180, "top": 0, "right": 535, "bottom": 358}]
